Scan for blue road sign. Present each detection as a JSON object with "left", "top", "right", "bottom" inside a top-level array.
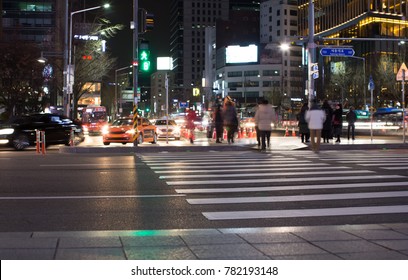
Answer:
[{"left": 320, "top": 48, "right": 355, "bottom": 57}]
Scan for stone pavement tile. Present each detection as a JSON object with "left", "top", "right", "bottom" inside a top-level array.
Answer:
[
  {"left": 238, "top": 232, "right": 304, "bottom": 243},
  {"left": 272, "top": 253, "right": 342, "bottom": 260},
  {"left": 338, "top": 251, "right": 408, "bottom": 260},
  {"left": 393, "top": 228, "right": 408, "bottom": 235},
  {"left": 125, "top": 246, "right": 197, "bottom": 260},
  {"left": 253, "top": 242, "right": 327, "bottom": 257},
  {"left": 55, "top": 248, "right": 126, "bottom": 260},
  {"left": 121, "top": 236, "right": 185, "bottom": 247},
  {"left": 58, "top": 237, "right": 122, "bottom": 248},
  {"left": 0, "top": 232, "right": 32, "bottom": 238},
  {"left": 189, "top": 244, "right": 266, "bottom": 259},
  {"left": 343, "top": 229, "right": 408, "bottom": 240},
  {"left": 292, "top": 230, "right": 359, "bottom": 241},
  {"left": 371, "top": 240, "right": 408, "bottom": 251},
  {"left": 181, "top": 234, "right": 245, "bottom": 245},
  {"left": 0, "top": 237, "right": 57, "bottom": 249},
  {"left": 312, "top": 240, "right": 389, "bottom": 254},
  {"left": 0, "top": 249, "right": 55, "bottom": 260},
  {"left": 381, "top": 223, "right": 408, "bottom": 230}
]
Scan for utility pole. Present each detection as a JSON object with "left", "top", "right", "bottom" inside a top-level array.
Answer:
[
  {"left": 133, "top": 0, "right": 139, "bottom": 146},
  {"left": 307, "top": 0, "right": 316, "bottom": 108}
]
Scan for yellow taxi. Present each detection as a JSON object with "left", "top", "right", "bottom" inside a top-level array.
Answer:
[{"left": 102, "top": 117, "right": 157, "bottom": 145}]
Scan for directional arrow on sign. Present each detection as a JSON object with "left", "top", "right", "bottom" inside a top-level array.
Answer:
[{"left": 320, "top": 48, "right": 355, "bottom": 57}]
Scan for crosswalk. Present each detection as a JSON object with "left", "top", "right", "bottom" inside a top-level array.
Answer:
[{"left": 138, "top": 150, "right": 408, "bottom": 223}]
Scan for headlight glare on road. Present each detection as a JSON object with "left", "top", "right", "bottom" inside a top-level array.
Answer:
[{"left": 0, "top": 128, "right": 14, "bottom": 135}]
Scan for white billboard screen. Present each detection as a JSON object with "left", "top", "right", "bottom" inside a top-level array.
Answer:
[{"left": 226, "top": 45, "right": 258, "bottom": 64}]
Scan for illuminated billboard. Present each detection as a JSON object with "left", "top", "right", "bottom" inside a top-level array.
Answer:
[{"left": 226, "top": 45, "right": 258, "bottom": 64}]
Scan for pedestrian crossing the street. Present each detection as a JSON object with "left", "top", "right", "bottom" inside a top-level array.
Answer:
[{"left": 138, "top": 151, "right": 408, "bottom": 223}]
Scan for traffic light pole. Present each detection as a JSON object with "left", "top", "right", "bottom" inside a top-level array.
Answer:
[{"left": 133, "top": 0, "right": 139, "bottom": 147}]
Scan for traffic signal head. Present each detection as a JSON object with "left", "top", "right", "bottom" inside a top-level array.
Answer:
[{"left": 139, "top": 48, "right": 151, "bottom": 72}]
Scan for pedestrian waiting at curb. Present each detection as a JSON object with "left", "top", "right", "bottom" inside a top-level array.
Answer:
[
  {"left": 346, "top": 106, "right": 357, "bottom": 140},
  {"left": 297, "top": 102, "right": 310, "bottom": 143},
  {"left": 321, "top": 100, "right": 333, "bottom": 143},
  {"left": 305, "top": 99, "right": 326, "bottom": 153},
  {"left": 223, "top": 96, "right": 238, "bottom": 144},
  {"left": 254, "top": 99, "right": 276, "bottom": 151},
  {"left": 213, "top": 104, "right": 224, "bottom": 143},
  {"left": 332, "top": 103, "right": 343, "bottom": 143}
]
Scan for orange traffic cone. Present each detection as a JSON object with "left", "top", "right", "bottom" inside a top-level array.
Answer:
[
  {"left": 284, "top": 127, "right": 289, "bottom": 137},
  {"left": 223, "top": 129, "right": 227, "bottom": 140},
  {"left": 212, "top": 128, "right": 216, "bottom": 140},
  {"left": 248, "top": 128, "right": 253, "bottom": 138},
  {"left": 292, "top": 127, "right": 296, "bottom": 137},
  {"left": 237, "top": 128, "right": 242, "bottom": 139}
]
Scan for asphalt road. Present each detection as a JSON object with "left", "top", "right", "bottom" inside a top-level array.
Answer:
[{"left": 1, "top": 148, "right": 408, "bottom": 232}]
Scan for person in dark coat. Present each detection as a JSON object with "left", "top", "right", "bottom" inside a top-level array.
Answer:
[
  {"left": 346, "top": 106, "right": 357, "bottom": 140},
  {"left": 297, "top": 103, "right": 310, "bottom": 143},
  {"left": 332, "top": 103, "right": 343, "bottom": 143},
  {"left": 321, "top": 100, "right": 333, "bottom": 143},
  {"left": 223, "top": 96, "right": 238, "bottom": 144},
  {"left": 213, "top": 104, "right": 224, "bottom": 143}
]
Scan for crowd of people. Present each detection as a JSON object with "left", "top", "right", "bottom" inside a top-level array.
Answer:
[
  {"left": 297, "top": 99, "right": 357, "bottom": 153},
  {"left": 186, "top": 95, "right": 357, "bottom": 153}
]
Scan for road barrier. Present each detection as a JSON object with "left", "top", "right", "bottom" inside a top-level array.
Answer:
[{"left": 35, "top": 130, "right": 46, "bottom": 154}]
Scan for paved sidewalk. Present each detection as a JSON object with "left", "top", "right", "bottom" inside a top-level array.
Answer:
[
  {"left": 60, "top": 134, "right": 408, "bottom": 153},
  {"left": 0, "top": 224, "right": 408, "bottom": 260}
]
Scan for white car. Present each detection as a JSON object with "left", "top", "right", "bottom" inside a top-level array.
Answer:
[{"left": 154, "top": 119, "right": 181, "bottom": 140}]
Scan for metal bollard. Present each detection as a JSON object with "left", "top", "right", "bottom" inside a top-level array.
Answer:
[
  {"left": 36, "top": 130, "right": 46, "bottom": 154},
  {"left": 70, "top": 128, "right": 75, "bottom": 146}
]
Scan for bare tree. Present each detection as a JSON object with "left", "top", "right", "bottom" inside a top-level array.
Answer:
[
  {"left": 0, "top": 42, "right": 44, "bottom": 119},
  {"left": 71, "top": 18, "right": 123, "bottom": 117}
]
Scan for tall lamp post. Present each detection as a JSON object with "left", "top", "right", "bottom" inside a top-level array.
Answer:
[
  {"left": 307, "top": 0, "right": 316, "bottom": 108},
  {"left": 67, "top": 3, "right": 110, "bottom": 118}
]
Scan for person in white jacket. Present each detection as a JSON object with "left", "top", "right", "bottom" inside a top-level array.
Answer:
[
  {"left": 254, "top": 99, "right": 276, "bottom": 150},
  {"left": 305, "top": 100, "right": 326, "bottom": 153}
]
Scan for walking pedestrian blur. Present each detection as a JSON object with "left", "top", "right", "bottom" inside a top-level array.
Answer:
[
  {"left": 254, "top": 100, "right": 262, "bottom": 147},
  {"left": 186, "top": 108, "right": 197, "bottom": 144},
  {"left": 297, "top": 103, "right": 310, "bottom": 143},
  {"left": 305, "top": 99, "right": 326, "bottom": 153},
  {"left": 254, "top": 99, "right": 276, "bottom": 150},
  {"left": 223, "top": 96, "right": 239, "bottom": 144},
  {"left": 346, "top": 106, "right": 357, "bottom": 140},
  {"left": 213, "top": 104, "right": 224, "bottom": 143},
  {"left": 332, "top": 103, "right": 343, "bottom": 143},
  {"left": 321, "top": 100, "right": 333, "bottom": 143}
]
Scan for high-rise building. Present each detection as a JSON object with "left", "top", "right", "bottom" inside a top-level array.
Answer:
[
  {"left": 298, "top": 0, "right": 408, "bottom": 106},
  {"left": 169, "top": 0, "right": 229, "bottom": 104}
]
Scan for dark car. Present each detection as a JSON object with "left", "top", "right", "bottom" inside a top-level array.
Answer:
[{"left": 0, "top": 113, "right": 85, "bottom": 150}]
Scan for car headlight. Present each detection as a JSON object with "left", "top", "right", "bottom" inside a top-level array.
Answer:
[
  {"left": 101, "top": 125, "right": 109, "bottom": 135},
  {"left": 126, "top": 129, "right": 135, "bottom": 134},
  {"left": 0, "top": 128, "right": 14, "bottom": 135}
]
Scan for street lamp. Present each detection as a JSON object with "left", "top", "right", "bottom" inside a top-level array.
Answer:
[{"left": 67, "top": 3, "right": 110, "bottom": 118}]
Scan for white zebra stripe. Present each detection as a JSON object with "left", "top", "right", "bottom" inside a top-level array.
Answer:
[
  {"left": 166, "top": 175, "right": 404, "bottom": 186},
  {"left": 202, "top": 205, "right": 408, "bottom": 220},
  {"left": 175, "top": 181, "right": 408, "bottom": 194},
  {"left": 187, "top": 191, "right": 408, "bottom": 205},
  {"left": 154, "top": 164, "right": 335, "bottom": 174},
  {"left": 160, "top": 169, "right": 370, "bottom": 179}
]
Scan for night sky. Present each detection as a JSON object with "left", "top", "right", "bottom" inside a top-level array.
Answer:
[{"left": 98, "top": 0, "right": 171, "bottom": 68}]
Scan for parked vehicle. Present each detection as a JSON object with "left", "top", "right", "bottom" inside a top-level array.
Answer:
[
  {"left": 102, "top": 117, "right": 157, "bottom": 145},
  {"left": 154, "top": 119, "right": 181, "bottom": 140},
  {"left": 0, "top": 113, "right": 85, "bottom": 150},
  {"left": 80, "top": 105, "right": 108, "bottom": 135}
]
